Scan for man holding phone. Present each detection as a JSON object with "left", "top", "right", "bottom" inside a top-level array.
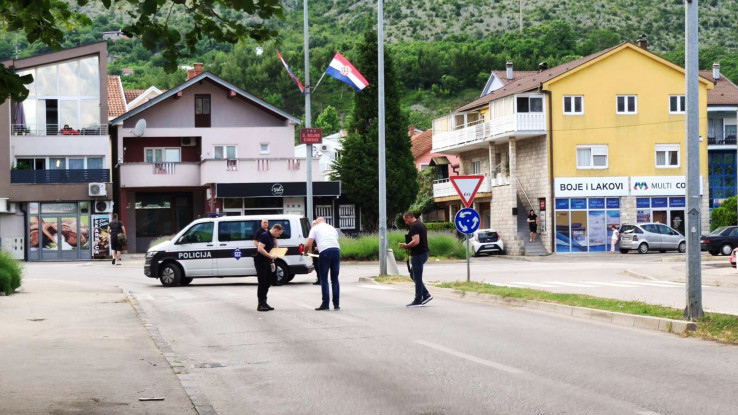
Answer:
[{"left": 399, "top": 212, "right": 432, "bottom": 307}]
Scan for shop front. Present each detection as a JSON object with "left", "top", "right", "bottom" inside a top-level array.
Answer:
[{"left": 26, "top": 201, "right": 105, "bottom": 261}]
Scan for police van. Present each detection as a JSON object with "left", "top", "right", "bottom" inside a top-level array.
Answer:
[{"left": 144, "top": 215, "right": 314, "bottom": 287}]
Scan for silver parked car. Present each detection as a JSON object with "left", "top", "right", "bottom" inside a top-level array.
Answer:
[{"left": 619, "top": 223, "right": 686, "bottom": 254}]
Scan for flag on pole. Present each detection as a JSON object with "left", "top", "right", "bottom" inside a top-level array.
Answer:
[
  {"left": 325, "top": 52, "right": 369, "bottom": 92},
  {"left": 276, "top": 50, "right": 305, "bottom": 94}
]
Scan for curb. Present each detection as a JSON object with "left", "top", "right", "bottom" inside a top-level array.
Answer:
[
  {"left": 427, "top": 286, "right": 697, "bottom": 335},
  {"left": 364, "top": 278, "right": 698, "bottom": 336},
  {"left": 123, "top": 290, "right": 218, "bottom": 415}
]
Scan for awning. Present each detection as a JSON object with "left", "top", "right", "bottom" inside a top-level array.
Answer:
[
  {"left": 216, "top": 181, "right": 341, "bottom": 198},
  {"left": 429, "top": 156, "right": 451, "bottom": 166}
]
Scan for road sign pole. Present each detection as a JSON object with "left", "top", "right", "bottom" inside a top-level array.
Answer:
[
  {"left": 303, "top": 0, "right": 313, "bottom": 224},
  {"left": 466, "top": 234, "right": 470, "bottom": 282}
]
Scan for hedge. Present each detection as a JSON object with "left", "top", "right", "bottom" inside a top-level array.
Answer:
[
  {"left": 0, "top": 249, "right": 23, "bottom": 295},
  {"left": 339, "top": 230, "right": 467, "bottom": 261}
]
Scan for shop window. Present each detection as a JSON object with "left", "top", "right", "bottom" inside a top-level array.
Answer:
[
  {"left": 576, "top": 145, "right": 608, "bottom": 169},
  {"left": 655, "top": 144, "right": 680, "bottom": 168},
  {"left": 563, "top": 96, "right": 584, "bottom": 115},
  {"left": 616, "top": 95, "right": 637, "bottom": 114}
]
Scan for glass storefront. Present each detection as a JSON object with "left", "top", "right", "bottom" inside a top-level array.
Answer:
[
  {"left": 636, "top": 197, "right": 686, "bottom": 235},
  {"left": 28, "top": 202, "right": 93, "bottom": 260},
  {"left": 135, "top": 193, "right": 192, "bottom": 238},
  {"left": 555, "top": 198, "right": 621, "bottom": 253}
]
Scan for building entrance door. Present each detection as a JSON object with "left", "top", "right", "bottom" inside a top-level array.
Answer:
[
  {"left": 670, "top": 210, "right": 685, "bottom": 235},
  {"left": 653, "top": 210, "right": 667, "bottom": 225}
]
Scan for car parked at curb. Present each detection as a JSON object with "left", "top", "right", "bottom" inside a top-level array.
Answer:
[
  {"left": 471, "top": 229, "right": 504, "bottom": 256},
  {"left": 700, "top": 226, "right": 738, "bottom": 256},
  {"left": 619, "top": 223, "right": 686, "bottom": 254},
  {"left": 144, "top": 215, "right": 314, "bottom": 287},
  {"left": 730, "top": 247, "right": 737, "bottom": 268}
]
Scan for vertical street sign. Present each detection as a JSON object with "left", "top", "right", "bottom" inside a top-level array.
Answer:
[
  {"left": 450, "top": 175, "right": 485, "bottom": 207},
  {"left": 455, "top": 207, "right": 481, "bottom": 283}
]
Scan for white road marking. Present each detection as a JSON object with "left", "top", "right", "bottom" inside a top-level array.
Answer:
[
  {"left": 515, "top": 282, "right": 558, "bottom": 288},
  {"left": 584, "top": 281, "right": 643, "bottom": 288},
  {"left": 358, "top": 285, "right": 396, "bottom": 290},
  {"left": 490, "top": 283, "right": 527, "bottom": 288},
  {"left": 415, "top": 340, "right": 524, "bottom": 375},
  {"left": 636, "top": 411, "right": 662, "bottom": 415},
  {"left": 548, "top": 281, "right": 598, "bottom": 288}
]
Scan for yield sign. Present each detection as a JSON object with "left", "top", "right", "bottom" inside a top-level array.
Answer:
[{"left": 450, "top": 175, "right": 485, "bottom": 207}]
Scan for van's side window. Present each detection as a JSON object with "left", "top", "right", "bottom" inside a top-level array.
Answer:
[
  {"left": 268, "top": 220, "right": 291, "bottom": 239},
  {"left": 178, "top": 222, "right": 214, "bottom": 244},
  {"left": 218, "top": 220, "right": 259, "bottom": 242}
]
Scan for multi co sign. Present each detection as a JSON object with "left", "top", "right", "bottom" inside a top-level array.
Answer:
[{"left": 555, "top": 176, "right": 703, "bottom": 197}]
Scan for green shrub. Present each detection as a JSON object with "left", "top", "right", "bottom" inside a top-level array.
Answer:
[
  {"left": 0, "top": 250, "right": 23, "bottom": 294},
  {"left": 339, "top": 231, "right": 466, "bottom": 261},
  {"left": 710, "top": 196, "right": 737, "bottom": 230},
  {"left": 425, "top": 222, "right": 455, "bottom": 232}
]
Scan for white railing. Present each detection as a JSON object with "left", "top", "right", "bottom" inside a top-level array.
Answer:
[
  {"left": 153, "top": 162, "right": 176, "bottom": 175},
  {"left": 432, "top": 113, "right": 546, "bottom": 152},
  {"left": 433, "top": 174, "right": 492, "bottom": 198}
]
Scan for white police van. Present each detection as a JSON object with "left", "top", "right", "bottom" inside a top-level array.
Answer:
[{"left": 145, "top": 214, "right": 314, "bottom": 287}]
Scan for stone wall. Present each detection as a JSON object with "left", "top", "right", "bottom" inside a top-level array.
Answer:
[{"left": 513, "top": 135, "right": 552, "bottom": 253}]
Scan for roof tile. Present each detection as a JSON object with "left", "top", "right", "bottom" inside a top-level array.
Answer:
[
  {"left": 700, "top": 70, "right": 738, "bottom": 106},
  {"left": 107, "top": 75, "right": 127, "bottom": 118}
]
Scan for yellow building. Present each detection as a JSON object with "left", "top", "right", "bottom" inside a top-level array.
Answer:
[{"left": 431, "top": 40, "right": 712, "bottom": 255}]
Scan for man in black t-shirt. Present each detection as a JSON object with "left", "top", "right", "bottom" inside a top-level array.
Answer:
[
  {"left": 255, "top": 224, "right": 283, "bottom": 311},
  {"left": 399, "top": 212, "right": 432, "bottom": 307},
  {"left": 253, "top": 219, "right": 282, "bottom": 286}
]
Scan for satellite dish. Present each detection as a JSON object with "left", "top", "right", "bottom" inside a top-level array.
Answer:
[{"left": 133, "top": 119, "right": 147, "bottom": 137}]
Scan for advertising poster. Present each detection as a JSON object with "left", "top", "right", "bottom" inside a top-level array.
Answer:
[
  {"left": 588, "top": 210, "right": 606, "bottom": 252},
  {"left": 92, "top": 215, "right": 111, "bottom": 259},
  {"left": 29, "top": 216, "right": 39, "bottom": 251}
]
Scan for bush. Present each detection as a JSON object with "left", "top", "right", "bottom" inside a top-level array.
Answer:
[
  {"left": 710, "top": 196, "right": 737, "bottom": 231},
  {"left": 339, "top": 230, "right": 466, "bottom": 261},
  {"left": 425, "top": 222, "right": 455, "bottom": 232},
  {"left": 0, "top": 250, "right": 23, "bottom": 294}
]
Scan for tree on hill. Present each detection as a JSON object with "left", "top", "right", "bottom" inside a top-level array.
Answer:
[
  {"left": 0, "top": 0, "right": 284, "bottom": 103},
  {"left": 314, "top": 106, "right": 342, "bottom": 136},
  {"left": 333, "top": 29, "right": 418, "bottom": 232}
]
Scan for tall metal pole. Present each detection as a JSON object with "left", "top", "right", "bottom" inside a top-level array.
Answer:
[
  {"left": 304, "top": 0, "right": 313, "bottom": 224},
  {"left": 684, "top": 0, "right": 704, "bottom": 320},
  {"left": 378, "top": 0, "right": 387, "bottom": 275},
  {"left": 466, "top": 235, "right": 470, "bottom": 282}
]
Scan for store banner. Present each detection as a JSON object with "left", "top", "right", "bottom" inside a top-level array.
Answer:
[
  {"left": 554, "top": 177, "right": 629, "bottom": 197},
  {"left": 92, "top": 215, "right": 111, "bottom": 259},
  {"left": 630, "top": 176, "right": 704, "bottom": 196}
]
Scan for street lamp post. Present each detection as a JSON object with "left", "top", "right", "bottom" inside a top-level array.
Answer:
[{"left": 378, "top": 0, "right": 387, "bottom": 276}]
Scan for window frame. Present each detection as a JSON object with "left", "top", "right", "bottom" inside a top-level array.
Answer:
[
  {"left": 213, "top": 145, "right": 237, "bottom": 160},
  {"left": 259, "top": 143, "right": 270, "bottom": 155},
  {"left": 471, "top": 159, "right": 482, "bottom": 175},
  {"left": 655, "top": 144, "right": 680, "bottom": 169},
  {"left": 576, "top": 145, "right": 609, "bottom": 170},
  {"left": 515, "top": 95, "right": 544, "bottom": 113},
  {"left": 669, "top": 95, "right": 686, "bottom": 114},
  {"left": 563, "top": 96, "right": 584, "bottom": 115},
  {"left": 616, "top": 95, "right": 638, "bottom": 115},
  {"left": 144, "top": 147, "right": 181, "bottom": 163}
]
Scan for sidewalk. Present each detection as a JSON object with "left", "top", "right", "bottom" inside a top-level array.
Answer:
[
  {"left": 626, "top": 259, "right": 738, "bottom": 289},
  {"left": 0, "top": 279, "right": 197, "bottom": 415}
]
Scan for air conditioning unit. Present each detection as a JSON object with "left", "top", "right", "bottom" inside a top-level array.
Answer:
[
  {"left": 181, "top": 137, "right": 197, "bottom": 146},
  {"left": 320, "top": 144, "right": 329, "bottom": 151},
  {"left": 94, "top": 200, "right": 114, "bottom": 213},
  {"left": 88, "top": 182, "right": 108, "bottom": 197}
]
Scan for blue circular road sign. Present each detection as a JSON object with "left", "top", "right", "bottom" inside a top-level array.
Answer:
[{"left": 455, "top": 208, "right": 481, "bottom": 235}]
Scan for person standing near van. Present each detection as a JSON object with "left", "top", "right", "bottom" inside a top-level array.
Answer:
[
  {"left": 610, "top": 225, "right": 620, "bottom": 254},
  {"left": 527, "top": 209, "right": 538, "bottom": 242},
  {"left": 305, "top": 217, "right": 340, "bottom": 310},
  {"left": 310, "top": 219, "right": 320, "bottom": 285},
  {"left": 254, "top": 219, "right": 282, "bottom": 286},
  {"left": 255, "top": 224, "right": 283, "bottom": 311},
  {"left": 107, "top": 213, "right": 127, "bottom": 266},
  {"left": 399, "top": 212, "right": 432, "bottom": 307}
]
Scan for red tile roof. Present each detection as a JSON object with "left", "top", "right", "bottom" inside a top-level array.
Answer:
[
  {"left": 491, "top": 70, "right": 538, "bottom": 86},
  {"left": 124, "top": 89, "right": 145, "bottom": 103},
  {"left": 701, "top": 70, "right": 738, "bottom": 106},
  {"left": 411, "top": 129, "right": 433, "bottom": 158},
  {"left": 107, "top": 75, "right": 127, "bottom": 118}
]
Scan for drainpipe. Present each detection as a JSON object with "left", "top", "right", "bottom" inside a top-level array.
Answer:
[{"left": 542, "top": 84, "right": 554, "bottom": 254}]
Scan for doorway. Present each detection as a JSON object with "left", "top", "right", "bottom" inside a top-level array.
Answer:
[{"left": 653, "top": 210, "right": 667, "bottom": 225}]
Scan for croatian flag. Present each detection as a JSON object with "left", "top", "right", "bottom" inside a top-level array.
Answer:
[
  {"left": 325, "top": 53, "right": 369, "bottom": 92},
  {"left": 277, "top": 50, "right": 305, "bottom": 94}
]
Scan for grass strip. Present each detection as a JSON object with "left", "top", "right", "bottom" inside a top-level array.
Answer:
[
  {"left": 373, "top": 275, "right": 413, "bottom": 284},
  {"left": 428, "top": 281, "right": 738, "bottom": 345}
]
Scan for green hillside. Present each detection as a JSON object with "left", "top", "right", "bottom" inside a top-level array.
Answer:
[{"left": 2, "top": 0, "right": 738, "bottom": 129}]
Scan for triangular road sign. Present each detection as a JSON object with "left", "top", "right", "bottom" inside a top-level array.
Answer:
[{"left": 450, "top": 175, "right": 484, "bottom": 207}]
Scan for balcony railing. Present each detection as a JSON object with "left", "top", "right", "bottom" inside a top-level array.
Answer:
[
  {"left": 11, "top": 169, "right": 110, "bottom": 184},
  {"left": 153, "top": 162, "right": 176, "bottom": 175},
  {"left": 120, "top": 162, "right": 201, "bottom": 188},
  {"left": 11, "top": 123, "right": 108, "bottom": 136},
  {"left": 433, "top": 174, "right": 492, "bottom": 199},
  {"left": 707, "top": 136, "right": 737, "bottom": 145},
  {"left": 432, "top": 113, "right": 546, "bottom": 152}
]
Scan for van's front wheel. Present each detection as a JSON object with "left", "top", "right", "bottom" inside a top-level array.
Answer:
[
  {"left": 159, "top": 263, "right": 182, "bottom": 287},
  {"left": 275, "top": 261, "right": 290, "bottom": 284}
]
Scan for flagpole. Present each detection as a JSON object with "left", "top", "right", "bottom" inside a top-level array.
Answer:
[
  {"left": 304, "top": 0, "right": 313, "bottom": 224},
  {"left": 312, "top": 71, "right": 327, "bottom": 93},
  {"left": 378, "top": 0, "right": 387, "bottom": 276}
]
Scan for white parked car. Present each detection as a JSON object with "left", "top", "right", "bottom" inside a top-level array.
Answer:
[
  {"left": 471, "top": 229, "right": 504, "bottom": 256},
  {"left": 145, "top": 215, "right": 314, "bottom": 286}
]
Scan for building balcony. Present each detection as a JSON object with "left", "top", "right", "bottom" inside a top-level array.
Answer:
[
  {"left": 120, "top": 162, "right": 202, "bottom": 188},
  {"left": 707, "top": 135, "right": 737, "bottom": 146},
  {"left": 433, "top": 174, "right": 493, "bottom": 199},
  {"left": 12, "top": 123, "right": 108, "bottom": 137},
  {"left": 432, "top": 113, "right": 546, "bottom": 154},
  {"left": 201, "top": 158, "right": 322, "bottom": 185},
  {"left": 10, "top": 169, "right": 110, "bottom": 184}
]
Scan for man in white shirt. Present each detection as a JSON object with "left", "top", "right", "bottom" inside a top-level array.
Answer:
[{"left": 304, "top": 217, "right": 341, "bottom": 310}]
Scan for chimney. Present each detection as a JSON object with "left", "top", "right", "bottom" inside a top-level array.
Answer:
[
  {"left": 713, "top": 62, "right": 721, "bottom": 80},
  {"left": 408, "top": 125, "right": 416, "bottom": 137},
  {"left": 187, "top": 63, "right": 204, "bottom": 80},
  {"left": 506, "top": 61, "right": 514, "bottom": 80},
  {"left": 538, "top": 62, "right": 548, "bottom": 72},
  {"left": 637, "top": 34, "right": 648, "bottom": 50}
]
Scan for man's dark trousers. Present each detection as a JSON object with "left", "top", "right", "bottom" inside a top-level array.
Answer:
[
  {"left": 410, "top": 251, "right": 430, "bottom": 302},
  {"left": 318, "top": 248, "right": 340, "bottom": 307}
]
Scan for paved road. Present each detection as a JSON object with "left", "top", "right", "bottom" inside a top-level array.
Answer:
[{"left": 22, "top": 259, "right": 738, "bottom": 414}]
